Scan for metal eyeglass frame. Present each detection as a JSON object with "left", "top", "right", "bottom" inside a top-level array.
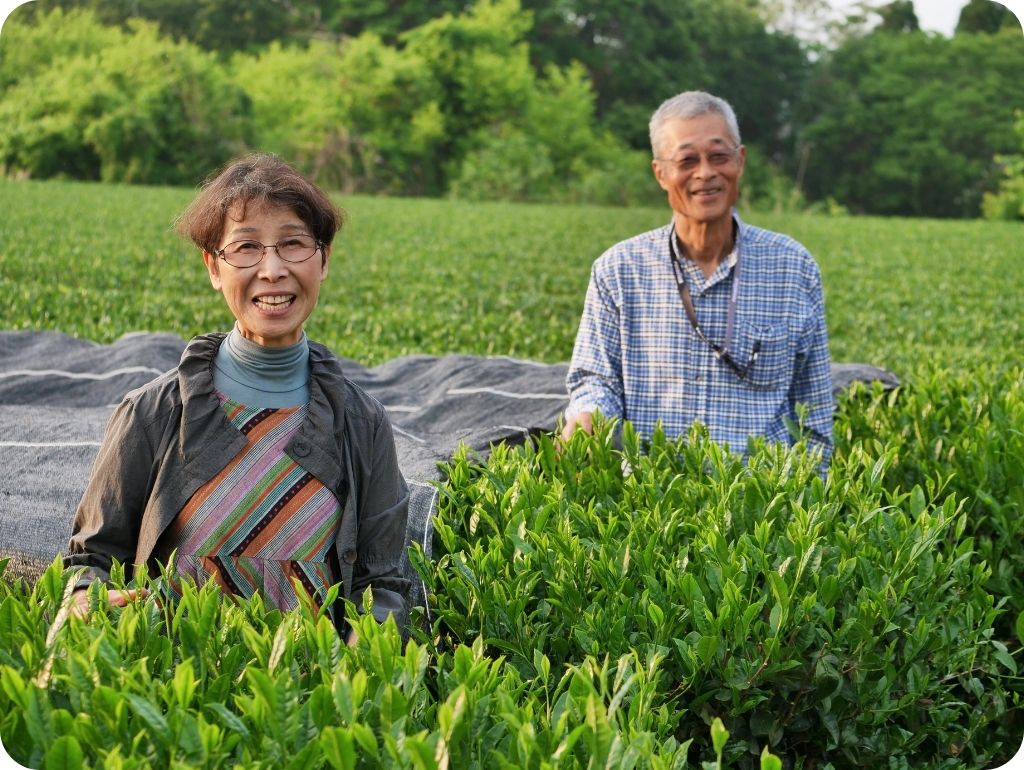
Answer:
[{"left": 214, "top": 237, "right": 324, "bottom": 268}]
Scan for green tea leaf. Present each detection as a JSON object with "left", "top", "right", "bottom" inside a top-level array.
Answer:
[
  {"left": 125, "top": 693, "right": 171, "bottom": 745},
  {"left": 760, "top": 745, "right": 782, "bottom": 770},
  {"left": 204, "top": 703, "right": 250, "bottom": 739},
  {"left": 909, "top": 486, "right": 926, "bottom": 517},
  {"left": 993, "top": 647, "right": 1018, "bottom": 674},
  {"left": 711, "top": 717, "right": 729, "bottom": 755},
  {"left": 321, "top": 727, "right": 356, "bottom": 770},
  {"left": 350, "top": 723, "right": 379, "bottom": 758},
  {"left": 171, "top": 659, "right": 196, "bottom": 710},
  {"left": 44, "top": 735, "right": 83, "bottom": 770}
]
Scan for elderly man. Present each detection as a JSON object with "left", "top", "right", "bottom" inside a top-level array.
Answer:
[{"left": 562, "top": 90, "right": 833, "bottom": 464}]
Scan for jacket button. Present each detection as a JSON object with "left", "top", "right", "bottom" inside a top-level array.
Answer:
[
  {"left": 293, "top": 439, "right": 310, "bottom": 457},
  {"left": 343, "top": 549, "right": 357, "bottom": 565}
]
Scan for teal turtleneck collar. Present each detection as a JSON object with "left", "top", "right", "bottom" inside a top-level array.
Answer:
[{"left": 212, "top": 325, "right": 310, "bottom": 408}]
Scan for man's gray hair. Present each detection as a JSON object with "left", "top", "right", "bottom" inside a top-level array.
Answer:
[{"left": 649, "top": 91, "right": 741, "bottom": 157}]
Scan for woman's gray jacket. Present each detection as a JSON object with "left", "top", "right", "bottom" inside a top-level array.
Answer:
[{"left": 65, "top": 332, "right": 410, "bottom": 627}]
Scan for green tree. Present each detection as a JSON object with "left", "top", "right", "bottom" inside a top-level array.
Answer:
[
  {"left": 875, "top": 0, "right": 919, "bottom": 33},
  {"left": 982, "top": 110, "right": 1024, "bottom": 220},
  {"left": 450, "top": 59, "right": 657, "bottom": 205},
  {"left": 8, "top": 0, "right": 815, "bottom": 196},
  {"left": 0, "top": 0, "right": 643, "bottom": 202},
  {"left": 400, "top": 0, "right": 536, "bottom": 186},
  {"left": 396, "top": 0, "right": 650, "bottom": 204},
  {"left": 0, "top": 4, "right": 123, "bottom": 90},
  {"left": 520, "top": 0, "right": 809, "bottom": 163},
  {"left": 521, "top": 0, "right": 705, "bottom": 149},
  {"left": 797, "top": 29, "right": 1024, "bottom": 217},
  {"left": 685, "top": 0, "right": 810, "bottom": 162},
  {"left": 955, "top": 0, "right": 1021, "bottom": 35},
  {"left": 232, "top": 36, "right": 445, "bottom": 195},
  {"left": 0, "top": 9, "right": 250, "bottom": 183},
  {"left": 324, "top": 0, "right": 467, "bottom": 41},
  {"left": 21, "top": 0, "right": 329, "bottom": 51}
]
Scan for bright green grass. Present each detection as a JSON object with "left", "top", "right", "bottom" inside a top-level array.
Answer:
[{"left": 2, "top": 179, "right": 1021, "bottom": 374}]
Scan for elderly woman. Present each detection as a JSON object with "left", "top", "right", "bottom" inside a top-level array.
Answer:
[{"left": 65, "top": 154, "right": 409, "bottom": 640}]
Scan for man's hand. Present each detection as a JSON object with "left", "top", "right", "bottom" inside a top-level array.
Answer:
[
  {"left": 69, "top": 587, "right": 148, "bottom": 620},
  {"left": 559, "top": 411, "right": 595, "bottom": 444}
]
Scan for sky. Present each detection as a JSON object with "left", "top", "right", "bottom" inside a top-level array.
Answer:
[
  {"left": 828, "top": 0, "right": 1023, "bottom": 35},
  {"left": 905, "top": 0, "right": 982, "bottom": 34}
]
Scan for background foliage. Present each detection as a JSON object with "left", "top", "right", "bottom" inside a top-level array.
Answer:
[
  {"left": 1, "top": 0, "right": 1022, "bottom": 217},
  {"left": 0, "top": 10, "right": 251, "bottom": 184},
  {"left": 983, "top": 110, "right": 1024, "bottom": 220},
  {"left": 796, "top": 28, "right": 1024, "bottom": 218}
]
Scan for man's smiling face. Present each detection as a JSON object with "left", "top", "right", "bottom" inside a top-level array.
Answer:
[{"left": 652, "top": 112, "right": 745, "bottom": 227}]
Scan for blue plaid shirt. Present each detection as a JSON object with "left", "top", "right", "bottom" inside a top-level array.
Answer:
[{"left": 566, "top": 212, "right": 833, "bottom": 462}]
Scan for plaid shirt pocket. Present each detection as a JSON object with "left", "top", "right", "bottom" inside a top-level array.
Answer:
[{"left": 735, "top": 323, "right": 793, "bottom": 391}]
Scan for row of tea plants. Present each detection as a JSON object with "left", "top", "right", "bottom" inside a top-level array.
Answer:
[
  {"left": 3, "top": 180, "right": 1023, "bottom": 374},
  {"left": 2, "top": 366, "right": 1022, "bottom": 768},
  {"left": 424, "top": 366, "right": 1023, "bottom": 768},
  {"left": 2, "top": 559, "right": 782, "bottom": 770}
]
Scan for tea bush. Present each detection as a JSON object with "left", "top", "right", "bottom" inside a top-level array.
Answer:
[
  {"left": 836, "top": 367, "right": 1024, "bottom": 638},
  {"left": 1, "top": 558, "right": 786, "bottom": 769},
  {"left": 424, "top": 421, "right": 1015, "bottom": 768}
]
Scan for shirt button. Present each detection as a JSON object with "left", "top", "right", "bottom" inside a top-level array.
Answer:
[
  {"left": 293, "top": 439, "right": 310, "bottom": 457},
  {"left": 343, "top": 549, "right": 357, "bottom": 565}
]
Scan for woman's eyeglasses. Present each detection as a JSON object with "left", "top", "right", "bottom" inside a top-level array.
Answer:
[{"left": 214, "top": 235, "right": 322, "bottom": 268}]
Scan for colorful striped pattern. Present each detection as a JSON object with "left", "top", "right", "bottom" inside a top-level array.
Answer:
[{"left": 158, "top": 395, "right": 342, "bottom": 613}]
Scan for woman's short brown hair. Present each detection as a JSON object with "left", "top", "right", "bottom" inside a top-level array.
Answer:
[{"left": 176, "top": 153, "right": 343, "bottom": 252}]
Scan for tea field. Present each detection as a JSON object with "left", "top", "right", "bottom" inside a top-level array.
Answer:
[
  {"left": 1, "top": 180, "right": 1021, "bottom": 372},
  {"left": 0, "top": 179, "right": 1022, "bottom": 768}
]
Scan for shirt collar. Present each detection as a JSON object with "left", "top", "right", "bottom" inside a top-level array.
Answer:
[{"left": 670, "top": 210, "right": 743, "bottom": 290}]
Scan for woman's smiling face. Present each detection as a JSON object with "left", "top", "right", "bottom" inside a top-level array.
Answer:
[{"left": 202, "top": 202, "right": 329, "bottom": 348}]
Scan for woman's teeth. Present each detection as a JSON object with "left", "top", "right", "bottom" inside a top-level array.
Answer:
[{"left": 254, "top": 295, "right": 293, "bottom": 309}]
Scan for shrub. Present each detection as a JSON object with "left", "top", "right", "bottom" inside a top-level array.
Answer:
[
  {"left": 0, "top": 557, "right": 782, "bottom": 768},
  {"left": 423, "top": 421, "right": 1014, "bottom": 767},
  {"left": 0, "top": 10, "right": 250, "bottom": 185},
  {"left": 835, "top": 367, "right": 1024, "bottom": 636},
  {"left": 449, "top": 129, "right": 557, "bottom": 202},
  {"left": 981, "top": 111, "right": 1024, "bottom": 221},
  {"left": 738, "top": 146, "right": 810, "bottom": 215}
]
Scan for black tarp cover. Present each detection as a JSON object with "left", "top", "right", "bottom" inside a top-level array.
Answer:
[{"left": 0, "top": 330, "right": 898, "bottom": 613}]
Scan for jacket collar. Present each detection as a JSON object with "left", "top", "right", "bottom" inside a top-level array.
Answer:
[
  {"left": 306, "top": 339, "right": 349, "bottom": 436},
  {"left": 174, "top": 332, "right": 349, "bottom": 463},
  {"left": 177, "top": 334, "right": 225, "bottom": 421}
]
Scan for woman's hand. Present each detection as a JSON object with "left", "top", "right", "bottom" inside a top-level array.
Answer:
[{"left": 69, "top": 587, "right": 148, "bottom": 620}]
